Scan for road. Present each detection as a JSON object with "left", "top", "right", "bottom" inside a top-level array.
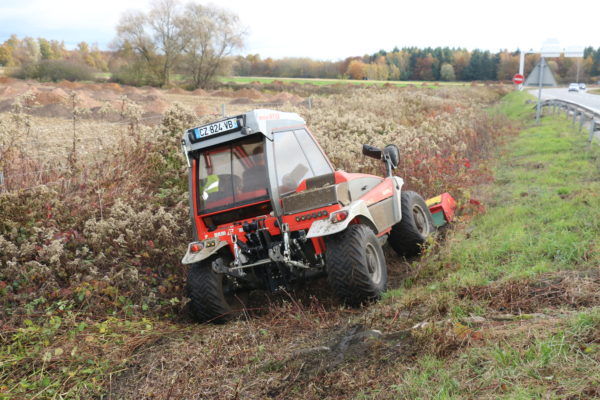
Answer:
[{"left": 527, "top": 86, "right": 600, "bottom": 114}]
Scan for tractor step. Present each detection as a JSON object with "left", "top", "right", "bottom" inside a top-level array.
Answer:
[{"left": 426, "top": 192, "right": 456, "bottom": 227}]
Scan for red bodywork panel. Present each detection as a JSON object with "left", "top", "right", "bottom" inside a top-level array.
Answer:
[
  {"left": 193, "top": 168, "right": 400, "bottom": 254},
  {"left": 428, "top": 192, "right": 456, "bottom": 223},
  {"left": 358, "top": 178, "right": 393, "bottom": 205}
]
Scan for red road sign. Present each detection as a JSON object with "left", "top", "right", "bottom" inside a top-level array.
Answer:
[{"left": 512, "top": 73, "right": 524, "bottom": 85}]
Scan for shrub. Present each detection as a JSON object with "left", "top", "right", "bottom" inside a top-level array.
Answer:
[
  {"left": 111, "top": 61, "right": 162, "bottom": 87},
  {"left": 11, "top": 59, "right": 95, "bottom": 82}
]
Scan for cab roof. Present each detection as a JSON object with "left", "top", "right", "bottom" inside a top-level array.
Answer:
[{"left": 182, "top": 109, "right": 306, "bottom": 152}]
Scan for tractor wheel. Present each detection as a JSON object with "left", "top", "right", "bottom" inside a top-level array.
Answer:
[
  {"left": 186, "top": 257, "right": 246, "bottom": 323},
  {"left": 325, "top": 224, "right": 387, "bottom": 306},
  {"left": 388, "top": 191, "right": 435, "bottom": 257}
]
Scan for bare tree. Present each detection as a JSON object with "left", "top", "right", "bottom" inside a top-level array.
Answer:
[
  {"left": 147, "top": 0, "right": 187, "bottom": 86},
  {"left": 181, "top": 4, "right": 245, "bottom": 89},
  {"left": 114, "top": 0, "right": 187, "bottom": 86},
  {"left": 113, "top": 1, "right": 244, "bottom": 88},
  {"left": 115, "top": 10, "right": 158, "bottom": 78}
]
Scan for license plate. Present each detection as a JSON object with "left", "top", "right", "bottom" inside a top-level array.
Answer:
[{"left": 193, "top": 118, "right": 239, "bottom": 140}]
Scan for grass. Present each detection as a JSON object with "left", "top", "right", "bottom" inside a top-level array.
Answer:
[
  {"left": 219, "top": 75, "right": 472, "bottom": 88},
  {"left": 375, "top": 91, "right": 600, "bottom": 398},
  {"left": 449, "top": 97, "right": 600, "bottom": 285}
]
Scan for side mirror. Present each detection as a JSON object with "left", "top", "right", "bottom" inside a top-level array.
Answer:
[
  {"left": 383, "top": 144, "right": 400, "bottom": 169},
  {"left": 362, "top": 144, "right": 382, "bottom": 160}
]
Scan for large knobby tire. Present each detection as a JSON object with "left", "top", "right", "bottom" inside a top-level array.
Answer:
[
  {"left": 186, "top": 257, "right": 246, "bottom": 323},
  {"left": 325, "top": 224, "right": 388, "bottom": 307},
  {"left": 388, "top": 191, "right": 435, "bottom": 257}
]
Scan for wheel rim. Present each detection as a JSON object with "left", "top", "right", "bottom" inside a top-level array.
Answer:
[
  {"left": 412, "top": 204, "right": 429, "bottom": 236},
  {"left": 365, "top": 242, "right": 382, "bottom": 285}
]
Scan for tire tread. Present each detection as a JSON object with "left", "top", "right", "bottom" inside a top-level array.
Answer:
[{"left": 326, "top": 224, "right": 387, "bottom": 306}]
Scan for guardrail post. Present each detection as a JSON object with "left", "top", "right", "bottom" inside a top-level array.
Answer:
[
  {"left": 590, "top": 120, "right": 597, "bottom": 143},
  {"left": 572, "top": 110, "right": 578, "bottom": 125},
  {"left": 0, "top": 171, "right": 4, "bottom": 193},
  {"left": 578, "top": 114, "right": 585, "bottom": 133}
]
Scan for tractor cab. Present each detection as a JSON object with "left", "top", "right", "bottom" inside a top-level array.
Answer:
[{"left": 181, "top": 109, "right": 335, "bottom": 242}]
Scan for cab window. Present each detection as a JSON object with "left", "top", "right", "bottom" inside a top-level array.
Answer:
[
  {"left": 293, "top": 129, "right": 333, "bottom": 176},
  {"left": 197, "top": 136, "right": 268, "bottom": 214},
  {"left": 273, "top": 129, "right": 334, "bottom": 195}
]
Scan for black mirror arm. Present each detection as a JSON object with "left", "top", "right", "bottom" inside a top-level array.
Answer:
[{"left": 362, "top": 144, "right": 382, "bottom": 160}]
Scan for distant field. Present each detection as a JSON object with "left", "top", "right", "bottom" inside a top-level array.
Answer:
[{"left": 219, "top": 75, "right": 471, "bottom": 88}]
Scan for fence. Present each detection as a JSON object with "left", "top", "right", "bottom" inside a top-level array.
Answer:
[
  {"left": 539, "top": 99, "right": 600, "bottom": 143},
  {"left": 0, "top": 98, "right": 314, "bottom": 194}
]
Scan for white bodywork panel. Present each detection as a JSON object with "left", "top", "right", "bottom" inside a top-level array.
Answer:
[
  {"left": 181, "top": 240, "right": 228, "bottom": 265},
  {"left": 306, "top": 200, "right": 375, "bottom": 239},
  {"left": 305, "top": 176, "right": 404, "bottom": 239}
]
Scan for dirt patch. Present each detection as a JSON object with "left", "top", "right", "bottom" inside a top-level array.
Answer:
[
  {"left": 29, "top": 103, "right": 73, "bottom": 119},
  {"left": 233, "top": 88, "right": 267, "bottom": 100},
  {"left": 142, "top": 87, "right": 163, "bottom": 96},
  {"left": 194, "top": 103, "right": 214, "bottom": 116},
  {"left": 458, "top": 270, "right": 600, "bottom": 313},
  {"left": 56, "top": 80, "right": 83, "bottom": 90},
  {"left": 230, "top": 97, "right": 254, "bottom": 105},
  {"left": 74, "top": 92, "right": 103, "bottom": 109},
  {"left": 0, "top": 98, "right": 13, "bottom": 112},
  {"left": 210, "top": 89, "right": 234, "bottom": 98},
  {"left": 0, "top": 86, "right": 21, "bottom": 98},
  {"left": 88, "top": 89, "right": 121, "bottom": 102},
  {"left": 191, "top": 88, "right": 208, "bottom": 96},
  {"left": 32, "top": 88, "right": 69, "bottom": 106},
  {"left": 267, "top": 91, "right": 304, "bottom": 104},
  {"left": 108, "top": 320, "right": 422, "bottom": 400},
  {"left": 167, "top": 87, "right": 189, "bottom": 95},
  {"left": 143, "top": 97, "right": 170, "bottom": 114},
  {"left": 101, "top": 82, "right": 125, "bottom": 92}
]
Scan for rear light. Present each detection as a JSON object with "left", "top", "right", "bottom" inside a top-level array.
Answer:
[
  {"left": 331, "top": 210, "right": 348, "bottom": 223},
  {"left": 190, "top": 242, "right": 203, "bottom": 253}
]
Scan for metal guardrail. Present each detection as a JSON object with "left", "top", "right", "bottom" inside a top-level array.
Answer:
[{"left": 540, "top": 99, "right": 600, "bottom": 143}]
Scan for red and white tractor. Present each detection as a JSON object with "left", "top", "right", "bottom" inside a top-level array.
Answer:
[{"left": 180, "top": 109, "right": 455, "bottom": 322}]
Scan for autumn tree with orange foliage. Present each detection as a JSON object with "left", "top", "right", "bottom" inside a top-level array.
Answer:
[{"left": 346, "top": 60, "right": 367, "bottom": 80}]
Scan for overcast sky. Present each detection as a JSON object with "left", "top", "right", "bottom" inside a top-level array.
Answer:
[{"left": 0, "top": 0, "right": 597, "bottom": 60}]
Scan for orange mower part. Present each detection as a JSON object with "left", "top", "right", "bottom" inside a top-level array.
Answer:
[{"left": 426, "top": 192, "right": 456, "bottom": 227}]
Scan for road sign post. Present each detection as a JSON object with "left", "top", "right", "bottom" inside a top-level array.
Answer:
[{"left": 536, "top": 58, "right": 545, "bottom": 124}]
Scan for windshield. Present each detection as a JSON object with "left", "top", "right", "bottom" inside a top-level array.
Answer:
[{"left": 197, "top": 136, "right": 269, "bottom": 214}]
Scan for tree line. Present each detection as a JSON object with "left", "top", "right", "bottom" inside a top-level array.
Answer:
[
  {"left": 233, "top": 46, "right": 600, "bottom": 83},
  {"left": 1, "top": 0, "right": 598, "bottom": 87}
]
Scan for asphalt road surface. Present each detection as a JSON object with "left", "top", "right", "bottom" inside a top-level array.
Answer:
[{"left": 527, "top": 87, "right": 600, "bottom": 114}]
